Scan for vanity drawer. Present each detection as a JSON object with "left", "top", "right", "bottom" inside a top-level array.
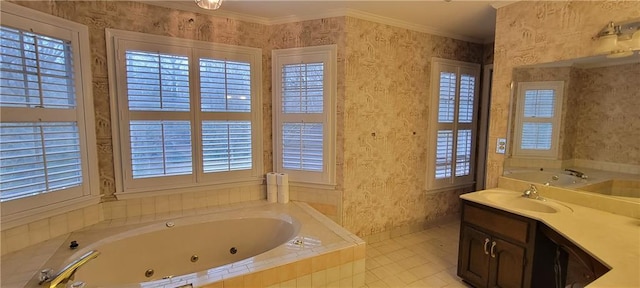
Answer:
[{"left": 463, "top": 202, "right": 531, "bottom": 244}]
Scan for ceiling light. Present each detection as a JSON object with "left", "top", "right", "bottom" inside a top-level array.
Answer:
[
  {"left": 195, "top": 0, "right": 223, "bottom": 10},
  {"left": 593, "top": 18, "right": 640, "bottom": 58}
]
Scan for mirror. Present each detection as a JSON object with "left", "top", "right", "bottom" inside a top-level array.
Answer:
[{"left": 502, "top": 53, "right": 640, "bottom": 198}]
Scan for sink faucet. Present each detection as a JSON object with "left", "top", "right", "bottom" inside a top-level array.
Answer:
[
  {"left": 565, "top": 168, "right": 588, "bottom": 179},
  {"left": 39, "top": 250, "right": 100, "bottom": 288},
  {"left": 522, "top": 184, "right": 541, "bottom": 200}
]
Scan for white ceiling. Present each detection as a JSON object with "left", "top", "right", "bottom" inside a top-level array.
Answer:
[{"left": 149, "top": 1, "right": 507, "bottom": 43}]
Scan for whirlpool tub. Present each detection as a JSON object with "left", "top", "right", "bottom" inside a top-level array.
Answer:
[{"left": 14, "top": 202, "right": 366, "bottom": 288}]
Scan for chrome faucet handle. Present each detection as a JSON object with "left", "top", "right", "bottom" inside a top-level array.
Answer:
[
  {"left": 38, "top": 269, "right": 54, "bottom": 285},
  {"left": 523, "top": 184, "right": 539, "bottom": 199}
]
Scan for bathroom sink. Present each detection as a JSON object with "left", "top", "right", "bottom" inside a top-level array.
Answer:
[{"left": 478, "top": 190, "right": 572, "bottom": 213}]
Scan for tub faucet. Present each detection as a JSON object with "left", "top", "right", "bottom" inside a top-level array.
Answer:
[
  {"left": 565, "top": 168, "right": 588, "bottom": 179},
  {"left": 39, "top": 250, "right": 100, "bottom": 288},
  {"left": 522, "top": 184, "right": 541, "bottom": 200}
]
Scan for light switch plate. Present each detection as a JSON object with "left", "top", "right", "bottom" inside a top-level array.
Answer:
[{"left": 496, "top": 138, "right": 506, "bottom": 154}]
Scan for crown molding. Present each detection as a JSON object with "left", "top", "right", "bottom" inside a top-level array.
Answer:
[
  {"left": 342, "top": 9, "right": 484, "bottom": 43},
  {"left": 490, "top": 1, "right": 518, "bottom": 9},
  {"left": 143, "top": 1, "right": 485, "bottom": 43},
  {"left": 267, "top": 8, "right": 483, "bottom": 43}
]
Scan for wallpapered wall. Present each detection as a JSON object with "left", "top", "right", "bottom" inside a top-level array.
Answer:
[
  {"left": 341, "top": 17, "right": 483, "bottom": 236},
  {"left": 571, "top": 63, "right": 640, "bottom": 165},
  {"left": 487, "top": 1, "right": 640, "bottom": 188},
  {"left": 10, "top": 1, "right": 485, "bottom": 237}
]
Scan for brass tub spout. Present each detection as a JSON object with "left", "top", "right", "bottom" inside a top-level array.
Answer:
[{"left": 39, "top": 250, "right": 100, "bottom": 288}]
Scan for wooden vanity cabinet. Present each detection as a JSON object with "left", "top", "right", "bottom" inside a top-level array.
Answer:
[
  {"left": 458, "top": 200, "right": 610, "bottom": 288},
  {"left": 458, "top": 200, "right": 537, "bottom": 288}
]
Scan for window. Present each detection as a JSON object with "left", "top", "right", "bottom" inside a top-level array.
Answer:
[
  {"left": 513, "top": 81, "right": 564, "bottom": 158},
  {"left": 272, "top": 45, "right": 336, "bottom": 186},
  {"left": 0, "top": 3, "right": 98, "bottom": 220},
  {"left": 107, "top": 29, "right": 263, "bottom": 194},
  {"left": 427, "top": 58, "right": 480, "bottom": 189}
]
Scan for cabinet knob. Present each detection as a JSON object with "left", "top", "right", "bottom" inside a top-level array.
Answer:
[
  {"left": 484, "top": 238, "right": 490, "bottom": 255},
  {"left": 490, "top": 241, "right": 497, "bottom": 258}
]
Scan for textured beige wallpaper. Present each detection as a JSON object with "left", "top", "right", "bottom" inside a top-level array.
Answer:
[
  {"left": 488, "top": 1, "right": 640, "bottom": 188},
  {"left": 342, "top": 17, "right": 483, "bottom": 236},
  {"left": 572, "top": 63, "right": 640, "bottom": 165}
]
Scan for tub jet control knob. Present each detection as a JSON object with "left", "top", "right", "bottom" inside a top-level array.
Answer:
[{"left": 145, "top": 269, "right": 154, "bottom": 278}]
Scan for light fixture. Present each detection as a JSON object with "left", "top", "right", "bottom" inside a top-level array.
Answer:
[
  {"left": 195, "top": 0, "right": 223, "bottom": 10},
  {"left": 593, "top": 18, "right": 640, "bottom": 58}
]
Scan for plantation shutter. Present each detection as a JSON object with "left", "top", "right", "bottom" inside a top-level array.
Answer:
[
  {"left": 520, "top": 89, "right": 555, "bottom": 150},
  {"left": 124, "top": 50, "right": 192, "bottom": 179},
  {"left": 456, "top": 74, "right": 475, "bottom": 177},
  {"left": 200, "top": 58, "right": 253, "bottom": 173},
  {"left": 430, "top": 59, "right": 479, "bottom": 187},
  {"left": 435, "top": 72, "right": 477, "bottom": 179},
  {"left": 281, "top": 63, "right": 324, "bottom": 172},
  {"left": 0, "top": 26, "right": 83, "bottom": 201}
]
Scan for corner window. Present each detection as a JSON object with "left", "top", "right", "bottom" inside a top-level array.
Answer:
[
  {"left": 272, "top": 45, "right": 336, "bottom": 186},
  {"left": 427, "top": 58, "right": 480, "bottom": 190},
  {"left": 0, "top": 3, "right": 98, "bottom": 219},
  {"left": 107, "top": 29, "right": 263, "bottom": 194},
  {"left": 513, "top": 81, "right": 564, "bottom": 158}
]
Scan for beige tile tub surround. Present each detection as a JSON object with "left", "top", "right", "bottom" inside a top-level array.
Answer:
[
  {"left": 1, "top": 201, "right": 365, "bottom": 288},
  {"left": 1, "top": 204, "right": 103, "bottom": 256},
  {"left": 462, "top": 188, "right": 640, "bottom": 287},
  {"left": 486, "top": 1, "right": 640, "bottom": 188}
]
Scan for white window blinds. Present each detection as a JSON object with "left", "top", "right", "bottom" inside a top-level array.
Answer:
[
  {"left": 428, "top": 58, "right": 480, "bottom": 189},
  {"left": 521, "top": 89, "right": 555, "bottom": 150},
  {"left": 282, "top": 122, "right": 323, "bottom": 171},
  {"left": 272, "top": 45, "right": 336, "bottom": 185},
  {"left": 126, "top": 51, "right": 190, "bottom": 111},
  {"left": 0, "top": 27, "right": 76, "bottom": 109},
  {"left": 281, "top": 63, "right": 324, "bottom": 172},
  {"left": 0, "top": 26, "right": 83, "bottom": 202},
  {"left": 125, "top": 51, "right": 193, "bottom": 179},
  {"left": 200, "top": 59, "right": 251, "bottom": 112},
  {"left": 514, "top": 82, "right": 564, "bottom": 158},
  {"left": 110, "top": 29, "right": 262, "bottom": 193},
  {"left": 202, "top": 121, "right": 252, "bottom": 172}
]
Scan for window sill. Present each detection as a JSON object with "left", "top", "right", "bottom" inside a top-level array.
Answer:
[
  {"left": 288, "top": 181, "right": 337, "bottom": 191},
  {"left": 425, "top": 182, "right": 475, "bottom": 194},
  {"left": 115, "top": 179, "right": 264, "bottom": 200}
]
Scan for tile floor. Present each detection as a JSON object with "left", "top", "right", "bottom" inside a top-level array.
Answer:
[{"left": 364, "top": 219, "right": 471, "bottom": 288}]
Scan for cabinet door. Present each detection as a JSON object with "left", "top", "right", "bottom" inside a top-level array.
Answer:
[
  {"left": 458, "top": 225, "right": 491, "bottom": 287},
  {"left": 488, "top": 237, "right": 526, "bottom": 288}
]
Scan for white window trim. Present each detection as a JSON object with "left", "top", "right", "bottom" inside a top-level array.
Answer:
[
  {"left": 106, "top": 29, "right": 263, "bottom": 198},
  {"left": 0, "top": 2, "right": 100, "bottom": 228},
  {"left": 272, "top": 45, "right": 337, "bottom": 186},
  {"left": 513, "top": 81, "right": 564, "bottom": 159},
  {"left": 426, "top": 58, "right": 480, "bottom": 190}
]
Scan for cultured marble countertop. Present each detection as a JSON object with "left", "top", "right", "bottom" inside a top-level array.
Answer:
[{"left": 461, "top": 188, "right": 640, "bottom": 288}]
